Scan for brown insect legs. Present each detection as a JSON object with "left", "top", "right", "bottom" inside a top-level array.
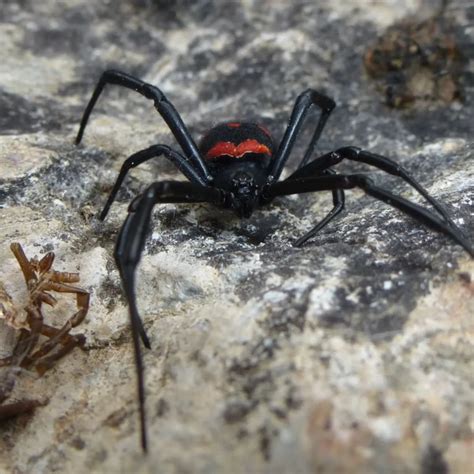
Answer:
[{"left": 0, "top": 243, "right": 90, "bottom": 420}]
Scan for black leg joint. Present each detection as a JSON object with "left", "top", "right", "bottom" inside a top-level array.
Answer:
[
  {"left": 300, "top": 89, "right": 336, "bottom": 113},
  {"left": 268, "top": 88, "right": 337, "bottom": 180},
  {"left": 349, "top": 173, "right": 374, "bottom": 189},
  {"left": 336, "top": 146, "right": 361, "bottom": 158},
  {"left": 141, "top": 83, "right": 164, "bottom": 101}
]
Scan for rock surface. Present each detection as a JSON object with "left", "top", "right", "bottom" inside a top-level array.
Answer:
[{"left": 0, "top": 1, "right": 473, "bottom": 473}]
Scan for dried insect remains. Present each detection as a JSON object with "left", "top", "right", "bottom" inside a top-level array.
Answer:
[{"left": 0, "top": 243, "right": 90, "bottom": 420}]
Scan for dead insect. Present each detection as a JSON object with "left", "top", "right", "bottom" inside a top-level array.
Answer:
[{"left": 0, "top": 243, "right": 90, "bottom": 420}]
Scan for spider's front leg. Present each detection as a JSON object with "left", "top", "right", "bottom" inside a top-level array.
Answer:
[
  {"left": 268, "top": 88, "right": 336, "bottom": 182},
  {"left": 75, "top": 69, "right": 212, "bottom": 182},
  {"left": 99, "top": 144, "right": 209, "bottom": 221},
  {"left": 114, "top": 181, "right": 222, "bottom": 452}
]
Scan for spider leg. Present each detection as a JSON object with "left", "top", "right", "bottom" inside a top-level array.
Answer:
[
  {"left": 288, "top": 146, "right": 465, "bottom": 234},
  {"left": 288, "top": 169, "right": 345, "bottom": 247},
  {"left": 75, "top": 69, "right": 212, "bottom": 182},
  {"left": 100, "top": 144, "right": 208, "bottom": 221},
  {"left": 268, "top": 89, "right": 336, "bottom": 182},
  {"left": 114, "top": 181, "right": 222, "bottom": 452},
  {"left": 267, "top": 173, "right": 474, "bottom": 256}
]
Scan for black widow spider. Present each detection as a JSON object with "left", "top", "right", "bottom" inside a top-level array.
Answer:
[{"left": 76, "top": 69, "right": 473, "bottom": 452}]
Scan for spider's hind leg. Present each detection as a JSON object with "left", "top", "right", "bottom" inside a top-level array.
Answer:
[
  {"left": 296, "top": 146, "right": 462, "bottom": 232},
  {"left": 268, "top": 172, "right": 474, "bottom": 256}
]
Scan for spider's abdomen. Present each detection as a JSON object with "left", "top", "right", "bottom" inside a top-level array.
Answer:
[{"left": 199, "top": 122, "right": 274, "bottom": 161}]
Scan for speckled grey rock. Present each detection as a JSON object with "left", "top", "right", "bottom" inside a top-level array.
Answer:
[{"left": 0, "top": 1, "right": 473, "bottom": 473}]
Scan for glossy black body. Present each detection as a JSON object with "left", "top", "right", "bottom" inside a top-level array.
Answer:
[
  {"left": 199, "top": 122, "right": 274, "bottom": 217},
  {"left": 76, "top": 69, "right": 473, "bottom": 453}
]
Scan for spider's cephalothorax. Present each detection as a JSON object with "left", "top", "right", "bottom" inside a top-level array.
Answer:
[
  {"left": 75, "top": 69, "right": 473, "bottom": 452},
  {"left": 200, "top": 122, "right": 274, "bottom": 217}
]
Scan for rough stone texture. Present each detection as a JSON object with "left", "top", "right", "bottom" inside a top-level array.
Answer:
[{"left": 0, "top": 1, "right": 473, "bottom": 473}]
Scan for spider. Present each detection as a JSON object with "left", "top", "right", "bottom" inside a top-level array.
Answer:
[
  {"left": 0, "top": 243, "right": 89, "bottom": 420},
  {"left": 75, "top": 69, "right": 473, "bottom": 451}
]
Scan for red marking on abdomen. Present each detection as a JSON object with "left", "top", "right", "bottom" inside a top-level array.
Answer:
[
  {"left": 205, "top": 139, "right": 271, "bottom": 159},
  {"left": 227, "top": 122, "right": 241, "bottom": 128},
  {"left": 237, "top": 139, "right": 271, "bottom": 157}
]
